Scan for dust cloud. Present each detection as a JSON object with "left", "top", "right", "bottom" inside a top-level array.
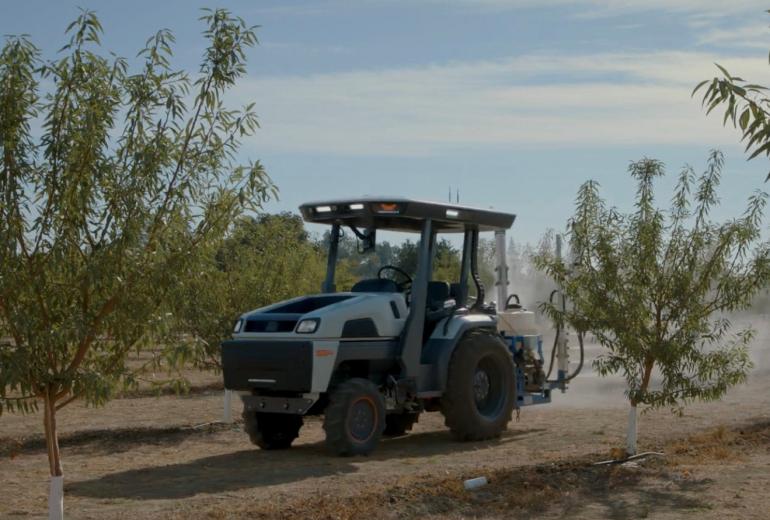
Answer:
[{"left": 535, "top": 312, "right": 770, "bottom": 410}]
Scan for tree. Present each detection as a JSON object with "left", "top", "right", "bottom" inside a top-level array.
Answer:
[
  {"left": 694, "top": 36, "right": 770, "bottom": 180},
  {"left": 535, "top": 152, "right": 770, "bottom": 455},
  {"left": 433, "top": 238, "right": 461, "bottom": 281},
  {"left": 0, "top": 9, "right": 273, "bottom": 518},
  {"left": 394, "top": 239, "right": 420, "bottom": 277},
  {"left": 171, "top": 213, "right": 326, "bottom": 372}
]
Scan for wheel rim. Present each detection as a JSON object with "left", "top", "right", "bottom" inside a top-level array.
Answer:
[
  {"left": 348, "top": 397, "right": 377, "bottom": 442},
  {"left": 473, "top": 369, "right": 491, "bottom": 403},
  {"left": 473, "top": 356, "right": 505, "bottom": 418}
]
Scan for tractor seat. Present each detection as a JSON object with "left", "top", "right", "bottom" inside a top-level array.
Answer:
[
  {"left": 426, "top": 281, "right": 456, "bottom": 322},
  {"left": 351, "top": 278, "right": 399, "bottom": 293},
  {"left": 449, "top": 282, "right": 463, "bottom": 302}
]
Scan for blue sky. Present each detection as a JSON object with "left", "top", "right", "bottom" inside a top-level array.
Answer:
[{"left": 3, "top": 0, "right": 770, "bottom": 243}]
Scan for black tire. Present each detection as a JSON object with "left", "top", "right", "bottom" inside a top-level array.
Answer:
[
  {"left": 441, "top": 331, "right": 516, "bottom": 441},
  {"left": 242, "top": 410, "right": 303, "bottom": 450},
  {"left": 383, "top": 412, "right": 420, "bottom": 437},
  {"left": 323, "top": 378, "right": 386, "bottom": 456}
]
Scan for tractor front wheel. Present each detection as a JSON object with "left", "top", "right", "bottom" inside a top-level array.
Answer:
[
  {"left": 441, "top": 331, "right": 516, "bottom": 441},
  {"left": 324, "top": 378, "right": 385, "bottom": 456},
  {"left": 242, "top": 410, "right": 303, "bottom": 450}
]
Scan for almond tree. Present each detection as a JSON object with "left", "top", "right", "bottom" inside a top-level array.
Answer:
[
  {"left": 536, "top": 152, "right": 770, "bottom": 455},
  {"left": 0, "top": 9, "right": 273, "bottom": 518}
]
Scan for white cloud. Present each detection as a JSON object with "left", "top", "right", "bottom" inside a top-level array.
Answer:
[
  {"left": 438, "top": 0, "right": 766, "bottom": 17},
  {"left": 696, "top": 21, "right": 770, "bottom": 49},
  {"left": 233, "top": 51, "right": 770, "bottom": 156}
]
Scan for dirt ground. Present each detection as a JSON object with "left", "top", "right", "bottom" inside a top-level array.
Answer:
[{"left": 2, "top": 326, "right": 770, "bottom": 519}]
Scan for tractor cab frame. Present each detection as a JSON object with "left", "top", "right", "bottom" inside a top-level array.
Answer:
[{"left": 300, "top": 197, "right": 516, "bottom": 386}]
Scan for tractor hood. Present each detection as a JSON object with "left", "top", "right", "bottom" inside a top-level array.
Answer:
[{"left": 232, "top": 292, "right": 407, "bottom": 340}]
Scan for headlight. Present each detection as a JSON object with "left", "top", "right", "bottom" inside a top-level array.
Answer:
[
  {"left": 233, "top": 319, "right": 243, "bottom": 333},
  {"left": 296, "top": 318, "right": 320, "bottom": 334}
]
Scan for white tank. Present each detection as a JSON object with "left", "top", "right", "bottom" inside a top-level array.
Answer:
[{"left": 497, "top": 309, "right": 538, "bottom": 336}]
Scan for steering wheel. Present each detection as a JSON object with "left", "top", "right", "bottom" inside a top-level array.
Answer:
[{"left": 378, "top": 265, "right": 413, "bottom": 293}]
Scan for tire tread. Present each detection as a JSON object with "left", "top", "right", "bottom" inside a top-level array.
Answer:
[{"left": 441, "top": 331, "right": 515, "bottom": 441}]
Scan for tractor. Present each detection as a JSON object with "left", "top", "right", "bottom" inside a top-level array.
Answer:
[{"left": 221, "top": 198, "right": 579, "bottom": 455}]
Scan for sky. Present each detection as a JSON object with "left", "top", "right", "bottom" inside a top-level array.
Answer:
[{"left": 3, "top": 0, "right": 770, "bottom": 244}]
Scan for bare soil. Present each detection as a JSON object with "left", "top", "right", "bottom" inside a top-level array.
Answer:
[{"left": 2, "top": 332, "right": 769, "bottom": 519}]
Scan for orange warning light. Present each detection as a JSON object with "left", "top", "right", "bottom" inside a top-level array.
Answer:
[{"left": 375, "top": 202, "right": 400, "bottom": 214}]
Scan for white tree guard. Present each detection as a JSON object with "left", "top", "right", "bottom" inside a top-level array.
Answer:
[
  {"left": 626, "top": 405, "right": 638, "bottom": 456},
  {"left": 49, "top": 475, "right": 63, "bottom": 520},
  {"left": 223, "top": 389, "right": 233, "bottom": 424}
]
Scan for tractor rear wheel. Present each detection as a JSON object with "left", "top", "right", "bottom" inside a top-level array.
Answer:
[
  {"left": 383, "top": 412, "right": 419, "bottom": 437},
  {"left": 242, "top": 410, "right": 303, "bottom": 450},
  {"left": 324, "top": 378, "right": 385, "bottom": 456},
  {"left": 441, "top": 331, "right": 515, "bottom": 441}
]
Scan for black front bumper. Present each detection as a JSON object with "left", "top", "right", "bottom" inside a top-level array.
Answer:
[
  {"left": 241, "top": 394, "right": 316, "bottom": 415},
  {"left": 221, "top": 339, "right": 313, "bottom": 392}
]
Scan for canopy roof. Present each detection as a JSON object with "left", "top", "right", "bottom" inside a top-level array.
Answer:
[{"left": 299, "top": 197, "right": 515, "bottom": 233}]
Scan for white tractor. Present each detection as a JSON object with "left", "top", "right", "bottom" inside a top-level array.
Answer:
[{"left": 222, "top": 198, "right": 579, "bottom": 455}]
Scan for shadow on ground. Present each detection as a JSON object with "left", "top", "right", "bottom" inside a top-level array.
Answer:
[
  {"left": 67, "top": 426, "right": 544, "bottom": 500},
  {"left": 0, "top": 422, "right": 234, "bottom": 458}
]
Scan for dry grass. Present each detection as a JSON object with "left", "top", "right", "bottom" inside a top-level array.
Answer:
[
  {"left": 194, "top": 420, "right": 770, "bottom": 520},
  {"left": 193, "top": 457, "right": 641, "bottom": 520},
  {"left": 666, "top": 421, "right": 770, "bottom": 465}
]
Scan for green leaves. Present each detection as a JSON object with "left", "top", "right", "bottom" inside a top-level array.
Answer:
[
  {"left": 535, "top": 153, "right": 769, "bottom": 411},
  {"left": 695, "top": 61, "right": 770, "bottom": 180},
  {"left": 0, "top": 9, "right": 273, "bottom": 418}
]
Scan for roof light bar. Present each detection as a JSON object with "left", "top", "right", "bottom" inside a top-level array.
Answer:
[{"left": 315, "top": 205, "right": 333, "bottom": 213}]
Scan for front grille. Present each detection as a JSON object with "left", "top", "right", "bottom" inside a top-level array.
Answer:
[
  {"left": 221, "top": 340, "right": 313, "bottom": 392},
  {"left": 243, "top": 319, "right": 298, "bottom": 333}
]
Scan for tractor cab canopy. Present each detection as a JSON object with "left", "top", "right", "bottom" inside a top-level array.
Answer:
[
  {"left": 300, "top": 197, "right": 515, "bottom": 233},
  {"left": 299, "top": 198, "right": 515, "bottom": 307}
]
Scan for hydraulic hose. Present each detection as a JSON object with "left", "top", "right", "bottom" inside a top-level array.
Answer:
[
  {"left": 566, "top": 331, "right": 585, "bottom": 383},
  {"left": 544, "top": 289, "right": 561, "bottom": 381},
  {"left": 544, "top": 289, "right": 584, "bottom": 383},
  {"left": 469, "top": 231, "right": 484, "bottom": 310}
]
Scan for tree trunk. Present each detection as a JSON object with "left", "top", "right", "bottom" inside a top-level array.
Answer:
[
  {"left": 626, "top": 355, "right": 654, "bottom": 457},
  {"left": 43, "top": 390, "right": 63, "bottom": 520},
  {"left": 626, "top": 404, "right": 638, "bottom": 456},
  {"left": 223, "top": 389, "right": 233, "bottom": 424}
]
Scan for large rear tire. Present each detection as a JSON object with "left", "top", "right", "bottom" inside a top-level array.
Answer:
[
  {"left": 242, "top": 410, "right": 303, "bottom": 450},
  {"left": 441, "top": 331, "right": 516, "bottom": 441},
  {"left": 324, "top": 378, "right": 386, "bottom": 456}
]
